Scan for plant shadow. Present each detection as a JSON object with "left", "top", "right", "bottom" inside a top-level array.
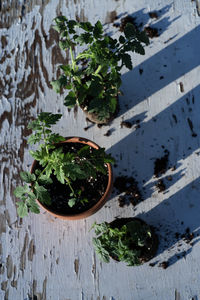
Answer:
[
  {"left": 118, "top": 24, "right": 200, "bottom": 116},
  {"left": 138, "top": 177, "right": 200, "bottom": 267}
]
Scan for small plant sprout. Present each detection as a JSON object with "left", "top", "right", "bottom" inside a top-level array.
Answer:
[
  {"left": 51, "top": 16, "right": 149, "bottom": 123},
  {"left": 91, "top": 219, "right": 154, "bottom": 266},
  {"left": 14, "top": 112, "right": 114, "bottom": 217}
]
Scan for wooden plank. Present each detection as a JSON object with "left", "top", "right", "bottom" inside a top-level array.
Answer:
[{"left": 1, "top": 0, "right": 200, "bottom": 299}]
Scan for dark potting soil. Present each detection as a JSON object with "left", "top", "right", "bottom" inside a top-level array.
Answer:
[
  {"left": 154, "top": 150, "right": 169, "bottom": 177},
  {"left": 144, "top": 26, "right": 159, "bottom": 38},
  {"left": 114, "top": 176, "right": 143, "bottom": 207},
  {"left": 35, "top": 143, "right": 109, "bottom": 215},
  {"left": 110, "top": 218, "right": 158, "bottom": 264}
]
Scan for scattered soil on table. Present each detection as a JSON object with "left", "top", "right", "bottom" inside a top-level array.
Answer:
[
  {"left": 118, "top": 15, "right": 140, "bottom": 32},
  {"left": 139, "top": 68, "right": 143, "bottom": 75},
  {"left": 149, "top": 12, "right": 159, "bottom": 19},
  {"left": 34, "top": 143, "right": 108, "bottom": 215},
  {"left": 114, "top": 176, "right": 143, "bottom": 207},
  {"left": 181, "top": 227, "right": 195, "bottom": 244},
  {"left": 154, "top": 150, "right": 169, "bottom": 177},
  {"left": 144, "top": 26, "right": 159, "bottom": 38},
  {"left": 104, "top": 130, "right": 112, "bottom": 137},
  {"left": 187, "top": 118, "right": 197, "bottom": 137},
  {"left": 159, "top": 261, "right": 169, "bottom": 269},
  {"left": 120, "top": 121, "right": 133, "bottom": 128},
  {"left": 179, "top": 82, "right": 184, "bottom": 92},
  {"left": 155, "top": 179, "right": 166, "bottom": 192}
]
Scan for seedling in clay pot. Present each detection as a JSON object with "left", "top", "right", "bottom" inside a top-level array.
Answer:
[
  {"left": 14, "top": 112, "right": 114, "bottom": 219},
  {"left": 51, "top": 16, "right": 149, "bottom": 124},
  {"left": 91, "top": 218, "right": 158, "bottom": 266}
]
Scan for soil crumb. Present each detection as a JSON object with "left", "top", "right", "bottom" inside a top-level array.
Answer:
[
  {"left": 154, "top": 150, "right": 169, "bottom": 177},
  {"left": 159, "top": 261, "right": 169, "bottom": 269},
  {"left": 179, "top": 82, "right": 184, "bottom": 93},
  {"left": 144, "top": 26, "right": 159, "bottom": 38},
  {"left": 149, "top": 12, "right": 159, "bottom": 19},
  {"left": 155, "top": 179, "right": 166, "bottom": 192},
  {"left": 119, "top": 15, "right": 140, "bottom": 32},
  {"left": 139, "top": 68, "right": 143, "bottom": 75},
  {"left": 120, "top": 121, "right": 133, "bottom": 128},
  {"left": 104, "top": 130, "right": 112, "bottom": 137},
  {"left": 114, "top": 176, "right": 143, "bottom": 207}
]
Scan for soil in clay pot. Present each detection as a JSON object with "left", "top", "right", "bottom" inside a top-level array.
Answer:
[{"left": 34, "top": 143, "right": 109, "bottom": 216}]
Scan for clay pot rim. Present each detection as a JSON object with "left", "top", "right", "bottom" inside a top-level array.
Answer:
[{"left": 30, "top": 136, "right": 113, "bottom": 220}]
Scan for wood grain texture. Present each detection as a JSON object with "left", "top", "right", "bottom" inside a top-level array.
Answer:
[{"left": 1, "top": 0, "right": 200, "bottom": 299}]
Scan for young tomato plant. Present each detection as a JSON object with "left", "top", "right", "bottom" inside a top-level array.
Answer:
[
  {"left": 51, "top": 16, "right": 149, "bottom": 123},
  {"left": 91, "top": 218, "right": 154, "bottom": 266},
  {"left": 14, "top": 112, "right": 114, "bottom": 217}
]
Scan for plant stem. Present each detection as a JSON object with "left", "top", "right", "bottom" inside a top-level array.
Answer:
[
  {"left": 69, "top": 44, "right": 76, "bottom": 71},
  {"left": 95, "top": 65, "right": 102, "bottom": 75},
  {"left": 65, "top": 176, "right": 76, "bottom": 196}
]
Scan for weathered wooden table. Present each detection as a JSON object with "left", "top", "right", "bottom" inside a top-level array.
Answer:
[{"left": 1, "top": 1, "right": 200, "bottom": 299}]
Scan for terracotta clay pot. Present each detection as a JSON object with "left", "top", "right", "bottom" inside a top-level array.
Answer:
[{"left": 30, "top": 137, "right": 113, "bottom": 220}]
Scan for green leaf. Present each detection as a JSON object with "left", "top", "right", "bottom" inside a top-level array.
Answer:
[
  {"left": 27, "top": 120, "right": 42, "bottom": 131},
  {"left": 124, "top": 23, "right": 136, "bottom": 38},
  {"left": 55, "top": 166, "right": 65, "bottom": 184},
  {"left": 48, "top": 133, "right": 65, "bottom": 144},
  {"left": 79, "top": 21, "right": 93, "bottom": 32},
  {"left": 14, "top": 185, "right": 29, "bottom": 198},
  {"left": 77, "top": 145, "right": 90, "bottom": 157},
  {"left": 121, "top": 53, "right": 132, "bottom": 70},
  {"left": 27, "top": 197, "right": 40, "bottom": 214},
  {"left": 109, "top": 97, "right": 117, "bottom": 113},
  {"left": 68, "top": 198, "right": 76, "bottom": 207},
  {"left": 75, "top": 32, "right": 93, "bottom": 45},
  {"left": 38, "top": 174, "right": 53, "bottom": 185},
  {"left": 35, "top": 183, "right": 51, "bottom": 205},
  {"left": 64, "top": 91, "right": 77, "bottom": 108},
  {"left": 20, "top": 171, "right": 36, "bottom": 183},
  {"left": 16, "top": 201, "right": 28, "bottom": 218},
  {"left": 119, "top": 35, "right": 126, "bottom": 44},
  {"left": 92, "top": 238, "right": 110, "bottom": 263},
  {"left": 59, "top": 39, "right": 71, "bottom": 50},
  {"left": 51, "top": 80, "right": 62, "bottom": 93},
  {"left": 93, "top": 20, "right": 103, "bottom": 39},
  {"left": 28, "top": 133, "right": 42, "bottom": 145},
  {"left": 38, "top": 112, "right": 62, "bottom": 126}
]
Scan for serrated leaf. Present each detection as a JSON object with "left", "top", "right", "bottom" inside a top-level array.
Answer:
[
  {"left": 14, "top": 185, "right": 29, "bottom": 198},
  {"left": 27, "top": 120, "right": 42, "bottom": 131},
  {"left": 59, "top": 39, "right": 71, "bottom": 50},
  {"left": 20, "top": 171, "right": 36, "bottom": 183},
  {"left": 79, "top": 21, "right": 93, "bottom": 32},
  {"left": 28, "top": 134, "right": 42, "bottom": 145},
  {"left": 119, "top": 35, "right": 126, "bottom": 44},
  {"left": 16, "top": 201, "right": 28, "bottom": 218},
  {"left": 124, "top": 23, "right": 136, "bottom": 38},
  {"left": 93, "top": 20, "right": 103, "bottom": 39},
  {"left": 121, "top": 53, "right": 132, "bottom": 70},
  {"left": 55, "top": 166, "right": 65, "bottom": 184},
  {"left": 64, "top": 91, "right": 77, "bottom": 108},
  {"left": 51, "top": 80, "right": 62, "bottom": 93},
  {"left": 38, "top": 174, "right": 53, "bottom": 185},
  {"left": 35, "top": 183, "right": 51, "bottom": 205},
  {"left": 27, "top": 197, "right": 40, "bottom": 214}
]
